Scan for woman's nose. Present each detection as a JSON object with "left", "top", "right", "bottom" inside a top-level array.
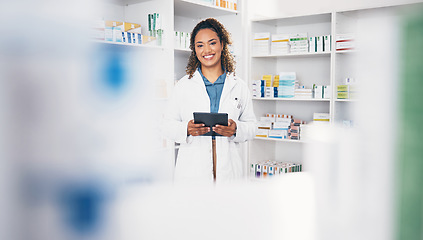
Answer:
[{"left": 204, "top": 44, "right": 212, "bottom": 52}]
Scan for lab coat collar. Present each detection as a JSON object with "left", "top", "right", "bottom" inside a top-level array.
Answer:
[
  {"left": 220, "top": 72, "right": 237, "bottom": 102},
  {"left": 190, "top": 69, "right": 238, "bottom": 102}
]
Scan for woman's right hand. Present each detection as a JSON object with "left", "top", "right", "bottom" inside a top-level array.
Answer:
[{"left": 187, "top": 119, "right": 210, "bottom": 136}]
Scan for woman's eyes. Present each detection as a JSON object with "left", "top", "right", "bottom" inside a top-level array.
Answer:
[{"left": 196, "top": 42, "right": 217, "bottom": 48}]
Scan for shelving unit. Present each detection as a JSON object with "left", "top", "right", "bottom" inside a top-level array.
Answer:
[
  {"left": 332, "top": 10, "right": 359, "bottom": 125},
  {"left": 248, "top": 13, "right": 333, "bottom": 170},
  {"left": 247, "top": 5, "right": 414, "bottom": 177}
]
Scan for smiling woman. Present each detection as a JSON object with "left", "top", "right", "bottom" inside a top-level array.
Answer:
[
  {"left": 163, "top": 18, "right": 257, "bottom": 184},
  {"left": 186, "top": 18, "right": 235, "bottom": 80}
]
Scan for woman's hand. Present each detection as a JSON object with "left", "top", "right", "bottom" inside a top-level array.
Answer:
[
  {"left": 213, "top": 119, "right": 237, "bottom": 137},
  {"left": 187, "top": 119, "right": 210, "bottom": 136}
]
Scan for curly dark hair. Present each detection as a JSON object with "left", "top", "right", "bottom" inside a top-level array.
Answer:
[{"left": 186, "top": 18, "right": 236, "bottom": 79}]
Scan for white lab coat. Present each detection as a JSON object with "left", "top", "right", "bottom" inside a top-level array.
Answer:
[{"left": 163, "top": 70, "right": 256, "bottom": 183}]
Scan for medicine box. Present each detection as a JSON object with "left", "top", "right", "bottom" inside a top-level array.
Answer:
[
  {"left": 253, "top": 32, "right": 270, "bottom": 56},
  {"left": 262, "top": 165, "right": 268, "bottom": 178},
  {"left": 279, "top": 72, "right": 296, "bottom": 80},
  {"left": 257, "top": 122, "right": 272, "bottom": 129},
  {"left": 250, "top": 164, "right": 256, "bottom": 178},
  {"left": 268, "top": 166, "right": 275, "bottom": 176},
  {"left": 269, "top": 130, "right": 287, "bottom": 139},
  {"left": 273, "top": 121, "right": 290, "bottom": 130},
  {"left": 123, "top": 22, "right": 141, "bottom": 34},
  {"left": 309, "top": 36, "right": 316, "bottom": 52},
  {"left": 316, "top": 36, "right": 323, "bottom": 52},
  {"left": 337, "top": 85, "right": 349, "bottom": 92},
  {"left": 323, "top": 35, "right": 331, "bottom": 52},
  {"left": 255, "top": 164, "right": 261, "bottom": 178},
  {"left": 323, "top": 85, "right": 331, "bottom": 99},
  {"left": 256, "top": 129, "right": 269, "bottom": 138},
  {"left": 313, "top": 113, "right": 330, "bottom": 121},
  {"left": 337, "top": 92, "right": 350, "bottom": 99}
]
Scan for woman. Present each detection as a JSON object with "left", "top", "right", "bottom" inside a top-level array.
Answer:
[{"left": 163, "top": 18, "right": 256, "bottom": 183}]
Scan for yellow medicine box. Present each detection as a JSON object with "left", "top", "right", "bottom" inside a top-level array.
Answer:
[{"left": 123, "top": 22, "right": 141, "bottom": 34}]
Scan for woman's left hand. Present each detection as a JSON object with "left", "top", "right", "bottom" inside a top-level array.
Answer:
[{"left": 213, "top": 119, "right": 237, "bottom": 137}]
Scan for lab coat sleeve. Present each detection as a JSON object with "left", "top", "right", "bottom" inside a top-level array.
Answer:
[
  {"left": 162, "top": 84, "right": 190, "bottom": 144},
  {"left": 231, "top": 82, "right": 257, "bottom": 142}
]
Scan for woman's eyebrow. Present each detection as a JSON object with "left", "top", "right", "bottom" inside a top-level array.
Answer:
[{"left": 195, "top": 38, "right": 218, "bottom": 44}]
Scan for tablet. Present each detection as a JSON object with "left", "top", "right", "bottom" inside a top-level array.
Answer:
[{"left": 193, "top": 112, "right": 228, "bottom": 136}]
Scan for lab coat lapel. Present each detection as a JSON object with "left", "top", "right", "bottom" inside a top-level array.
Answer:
[
  {"left": 191, "top": 70, "right": 211, "bottom": 111},
  {"left": 220, "top": 74, "right": 237, "bottom": 107}
]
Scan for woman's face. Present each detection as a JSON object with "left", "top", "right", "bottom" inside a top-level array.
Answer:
[{"left": 194, "top": 28, "right": 223, "bottom": 70}]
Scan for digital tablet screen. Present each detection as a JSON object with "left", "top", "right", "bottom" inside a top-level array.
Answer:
[{"left": 193, "top": 112, "right": 228, "bottom": 136}]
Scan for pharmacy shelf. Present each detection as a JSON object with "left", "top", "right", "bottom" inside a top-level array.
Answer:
[
  {"left": 254, "top": 137, "right": 304, "bottom": 143},
  {"left": 335, "top": 49, "right": 357, "bottom": 54},
  {"left": 253, "top": 97, "right": 330, "bottom": 102},
  {"left": 174, "top": 0, "right": 237, "bottom": 19},
  {"left": 335, "top": 99, "right": 358, "bottom": 102},
  {"left": 93, "top": 40, "right": 167, "bottom": 50},
  {"left": 252, "top": 51, "right": 331, "bottom": 58}
]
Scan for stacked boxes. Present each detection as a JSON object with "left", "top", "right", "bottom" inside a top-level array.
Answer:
[
  {"left": 294, "top": 87, "right": 313, "bottom": 99},
  {"left": 251, "top": 160, "right": 303, "bottom": 179},
  {"left": 278, "top": 72, "right": 296, "bottom": 98},
  {"left": 337, "top": 77, "right": 357, "bottom": 99},
  {"left": 251, "top": 80, "right": 263, "bottom": 98},
  {"left": 288, "top": 119, "right": 304, "bottom": 140},
  {"left": 337, "top": 84, "right": 357, "bottom": 99},
  {"left": 253, "top": 32, "right": 270, "bottom": 56},
  {"left": 256, "top": 113, "right": 305, "bottom": 140},
  {"left": 289, "top": 33, "right": 308, "bottom": 53},
  {"left": 336, "top": 33, "right": 355, "bottom": 51},
  {"left": 262, "top": 75, "right": 273, "bottom": 98},
  {"left": 271, "top": 34, "right": 290, "bottom": 55}
]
